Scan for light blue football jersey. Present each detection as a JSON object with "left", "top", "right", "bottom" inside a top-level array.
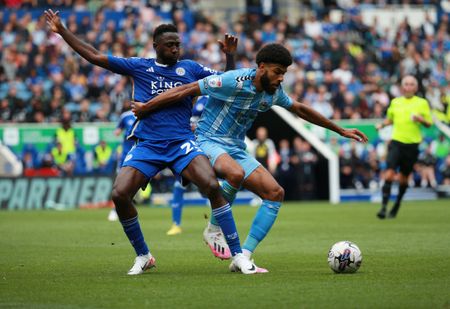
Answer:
[
  {"left": 196, "top": 68, "right": 293, "bottom": 148},
  {"left": 108, "top": 56, "right": 218, "bottom": 141}
]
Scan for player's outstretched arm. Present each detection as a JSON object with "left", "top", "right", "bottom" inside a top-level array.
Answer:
[
  {"left": 290, "top": 101, "right": 369, "bottom": 143},
  {"left": 44, "top": 9, "right": 109, "bottom": 69},
  {"left": 132, "top": 82, "right": 201, "bottom": 119},
  {"left": 218, "top": 33, "right": 238, "bottom": 71},
  {"left": 375, "top": 119, "right": 393, "bottom": 130}
]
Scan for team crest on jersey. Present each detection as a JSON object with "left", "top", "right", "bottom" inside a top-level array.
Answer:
[
  {"left": 207, "top": 76, "right": 222, "bottom": 88},
  {"left": 259, "top": 100, "right": 269, "bottom": 110},
  {"left": 176, "top": 67, "right": 185, "bottom": 76}
]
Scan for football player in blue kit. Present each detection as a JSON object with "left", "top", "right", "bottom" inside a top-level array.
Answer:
[
  {"left": 166, "top": 96, "right": 207, "bottom": 236},
  {"left": 45, "top": 9, "right": 261, "bottom": 275},
  {"left": 132, "top": 43, "right": 368, "bottom": 273},
  {"left": 107, "top": 102, "right": 137, "bottom": 222}
]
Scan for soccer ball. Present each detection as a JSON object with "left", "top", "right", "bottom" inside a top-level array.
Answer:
[{"left": 327, "top": 241, "right": 362, "bottom": 273}]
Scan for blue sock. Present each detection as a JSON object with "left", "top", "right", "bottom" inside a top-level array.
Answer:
[
  {"left": 243, "top": 200, "right": 281, "bottom": 253},
  {"left": 171, "top": 181, "right": 186, "bottom": 226},
  {"left": 212, "top": 204, "right": 242, "bottom": 256},
  {"left": 120, "top": 216, "right": 149, "bottom": 256},
  {"left": 210, "top": 181, "right": 239, "bottom": 226}
]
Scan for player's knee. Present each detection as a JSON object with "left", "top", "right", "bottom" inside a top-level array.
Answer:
[
  {"left": 201, "top": 178, "right": 221, "bottom": 196},
  {"left": 266, "top": 185, "right": 284, "bottom": 201},
  {"left": 227, "top": 167, "right": 245, "bottom": 187},
  {"left": 111, "top": 186, "right": 128, "bottom": 205}
]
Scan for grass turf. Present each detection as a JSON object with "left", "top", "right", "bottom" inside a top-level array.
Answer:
[{"left": 0, "top": 200, "right": 449, "bottom": 308}]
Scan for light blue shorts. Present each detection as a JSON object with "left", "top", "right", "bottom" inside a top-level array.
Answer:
[{"left": 196, "top": 135, "right": 260, "bottom": 179}]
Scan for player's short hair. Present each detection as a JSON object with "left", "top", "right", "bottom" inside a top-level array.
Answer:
[
  {"left": 256, "top": 43, "right": 293, "bottom": 67},
  {"left": 153, "top": 24, "right": 178, "bottom": 41}
]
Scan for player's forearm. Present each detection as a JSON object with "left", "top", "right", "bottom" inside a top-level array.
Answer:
[
  {"left": 58, "top": 27, "right": 108, "bottom": 69},
  {"left": 293, "top": 103, "right": 344, "bottom": 135},
  {"left": 143, "top": 82, "right": 201, "bottom": 113},
  {"left": 225, "top": 53, "right": 235, "bottom": 71}
]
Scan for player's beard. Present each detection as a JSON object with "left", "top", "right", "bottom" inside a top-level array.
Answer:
[{"left": 261, "top": 72, "right": 276, "bottom": 95}]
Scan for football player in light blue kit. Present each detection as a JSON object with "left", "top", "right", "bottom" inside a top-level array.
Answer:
[
  {"left": 132, "top": 43, "right": 368, "bottom": 273},
  {"left": 46, "top": 10, "right": 261, "bottom": 275},
  {"left": 166, "top": 96, "right": 207, "bottom": 235}
]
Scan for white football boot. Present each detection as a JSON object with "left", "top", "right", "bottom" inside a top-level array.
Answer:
[
  {"left": 202, "top": 223, "right": 231, "bottom": 260},
  {"left": 229, "top": 257, "right": 269, "bottom": 274},
  {"left": 230, "top": 253, "right": 261, "bottom": 275},
  {"left": 127, "top": 253, "right": 156, "bottom": 275}
]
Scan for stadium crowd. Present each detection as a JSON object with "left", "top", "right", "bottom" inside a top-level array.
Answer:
[{"left": 0, "top": 0, "right": 449, "bottom": 195}]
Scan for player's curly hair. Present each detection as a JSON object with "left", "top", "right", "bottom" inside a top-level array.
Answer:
[
  {"left": 153, "top": 24, "right": 178, "bottom": 41},
  {"left": 256, "top": 43, "right": 293, "bottom": 67}
]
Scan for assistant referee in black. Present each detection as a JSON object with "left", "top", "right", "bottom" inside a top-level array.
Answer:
[{"left": 376, "top": 75, "right": 432, "bottom": 219}]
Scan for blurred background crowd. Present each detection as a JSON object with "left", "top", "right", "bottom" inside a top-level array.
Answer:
[{"left": 0, "top": 0, "right": 449, "bottom": 199}]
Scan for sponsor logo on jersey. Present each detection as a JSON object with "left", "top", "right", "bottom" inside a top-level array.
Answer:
[
  {"left": 176, "top": 67, "right": 185, "bottom": 76},
  {"left": 207, "top": 76, "right": 222, "bottom": 88},
  {"left": 150, "top": 80, "right": 183, "bottom": 94}
]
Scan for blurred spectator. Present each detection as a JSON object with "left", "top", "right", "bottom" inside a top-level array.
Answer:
[
  {"left": 251, "top": 126, "right": 278, "bottom": 174},
  {"left": 274, "top": 139, "right": 296, "bottom": 200},
  {"left": 93, "top": 140, "right": 114, "bottom": 174},
  {"left": 440, "top": 155, "right": 450, "bottom": 185},
  {"left": 51, "top": 141, "right": 74, "bottom": 176},
  {"left": 418, "top": 144, "right": 437, "bottom": 188},
  {"left": 291, "top": 138, "right": 318, "bottom": 199}
]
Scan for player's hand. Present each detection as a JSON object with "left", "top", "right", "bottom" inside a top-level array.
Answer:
[
  {"left": 218, "top": 33, "right": 238, "bottom": 55},
  {"left": 44, "top": 9, "right": 64, "bottom": 33},
  {"left": 411, "top": 114, "right": 424, "bottom": 123},
  {"left": 340, "top": 128, "right": 368, "bottom": 143},
  {"left": 375, "top": 123, "right": 383, "bottom": 131},
  {"left": 131, "top": 101, "right": 147, "bottom": 119}
]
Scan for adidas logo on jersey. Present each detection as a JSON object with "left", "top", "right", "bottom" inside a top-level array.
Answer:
[{"left": 146, "top": 67, "right": 154, "bottom": 72}]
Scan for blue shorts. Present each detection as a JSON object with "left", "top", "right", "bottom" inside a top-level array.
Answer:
[
  {"left": 122, "top": 138, "right": 206, "bottom": 180},
  {"left": 196, "top": 135, "right": 260, "bottom": 179},
  {"left": 119, "top": 139, "right": 135, "bottom": 168}
]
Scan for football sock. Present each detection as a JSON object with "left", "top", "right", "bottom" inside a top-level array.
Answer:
[
  {"left": 171, "top": 181, "right": 186, "bottom": 226},
  {"left": 243, "top": 200, "right": 281, "bottom": 253},
  {"left": 212, "top": 203, "right": 242, "bottom": 256},
  {"left": 381, "top": 181, "right": 392, "bottom": 210},
  {"left": 209, "top": 180, "right": 239, "bottom": 226},
  {"left": 391, "top": 183, "right": 408, "bottom": 215},
  {"left": 120, "top": 215, "right": 149, "bottom": 256}
]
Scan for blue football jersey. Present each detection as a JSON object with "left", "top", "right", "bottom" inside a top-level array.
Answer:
[
  {"left": 107, "top": 56, "right": 218, "bottom": 141},
  {"left": 117, "top": 110, "right": 136, "bottom": 140},
  {"left": 196, "top": 68, "right": 293, "bottom": 148}
]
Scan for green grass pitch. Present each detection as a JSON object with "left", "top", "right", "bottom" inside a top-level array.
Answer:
[{"left": 1, "top": 200, "right": 449, "bottom": 308}]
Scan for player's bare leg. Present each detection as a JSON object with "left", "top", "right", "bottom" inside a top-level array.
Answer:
[{"left": 111, "top": 166, "right": 156, "bottom": 275}]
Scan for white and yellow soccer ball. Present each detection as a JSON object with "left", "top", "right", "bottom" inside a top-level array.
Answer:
[{"left": 327, "top": 241, "right": 362, "bottom": 273}]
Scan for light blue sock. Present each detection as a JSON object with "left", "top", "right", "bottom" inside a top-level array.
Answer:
[
  {"left": 120, "top": 215, "right": 149, "bottom": 256},
  {"left": 171, "top": 181, "right": 186, "bottom": 226},
  {"left": 212, "top": 204, "right": 242, "bottom": 256},
  {"left": 210, "top": 180, "right": 239, "bottom": 226},
  {"left": 243, "top": 200, "right": 281, "bottom": 253}
]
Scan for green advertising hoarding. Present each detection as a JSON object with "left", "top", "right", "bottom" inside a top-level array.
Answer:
[{"left": 0, "top": 123, "right": 122, "bottom": 153}]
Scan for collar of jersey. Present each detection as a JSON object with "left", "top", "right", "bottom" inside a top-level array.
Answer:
[{"left": 154, "top": 60, "right": 179, "bottom": 67}]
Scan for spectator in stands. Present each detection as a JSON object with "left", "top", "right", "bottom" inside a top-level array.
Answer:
[
  {"left": 418, "top": 144, "right": 437, "bottom": 188},
  {"left": 251, "top": 126, "right": 278, "bottom": 174},
  {"left": 274, "top": 139, "right": 295, "bottom": 200},
  {"left": 51, "top": 141, "right": 74, "bottom": 176},
  {"left": 93, "top": 140, "right": 113, "bottom": 174},
  {"left": 56, "top": 111, "right": 76, "bottom": 155},
  {"left": 440, "top": 155, "right": 450, "bottom": 185}
]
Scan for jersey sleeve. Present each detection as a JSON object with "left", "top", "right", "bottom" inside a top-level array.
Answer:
[
  {"left": 198, "top": 71, "right": 237, "bottom": 101},
  {"left": 107, "top": 56, "right": 140, "bottom": 76},
  {"left": 386, "top": 99, "right": 395, "bottom": 121},
  {"left": 274, "top": 88, "right": 293, "bottom": 108},
  {"left": 191, "top": 61, "right": 220, "bottom": 79},
  {"left": 420, "top": 99, "right": 433, "bottom": 124}
]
